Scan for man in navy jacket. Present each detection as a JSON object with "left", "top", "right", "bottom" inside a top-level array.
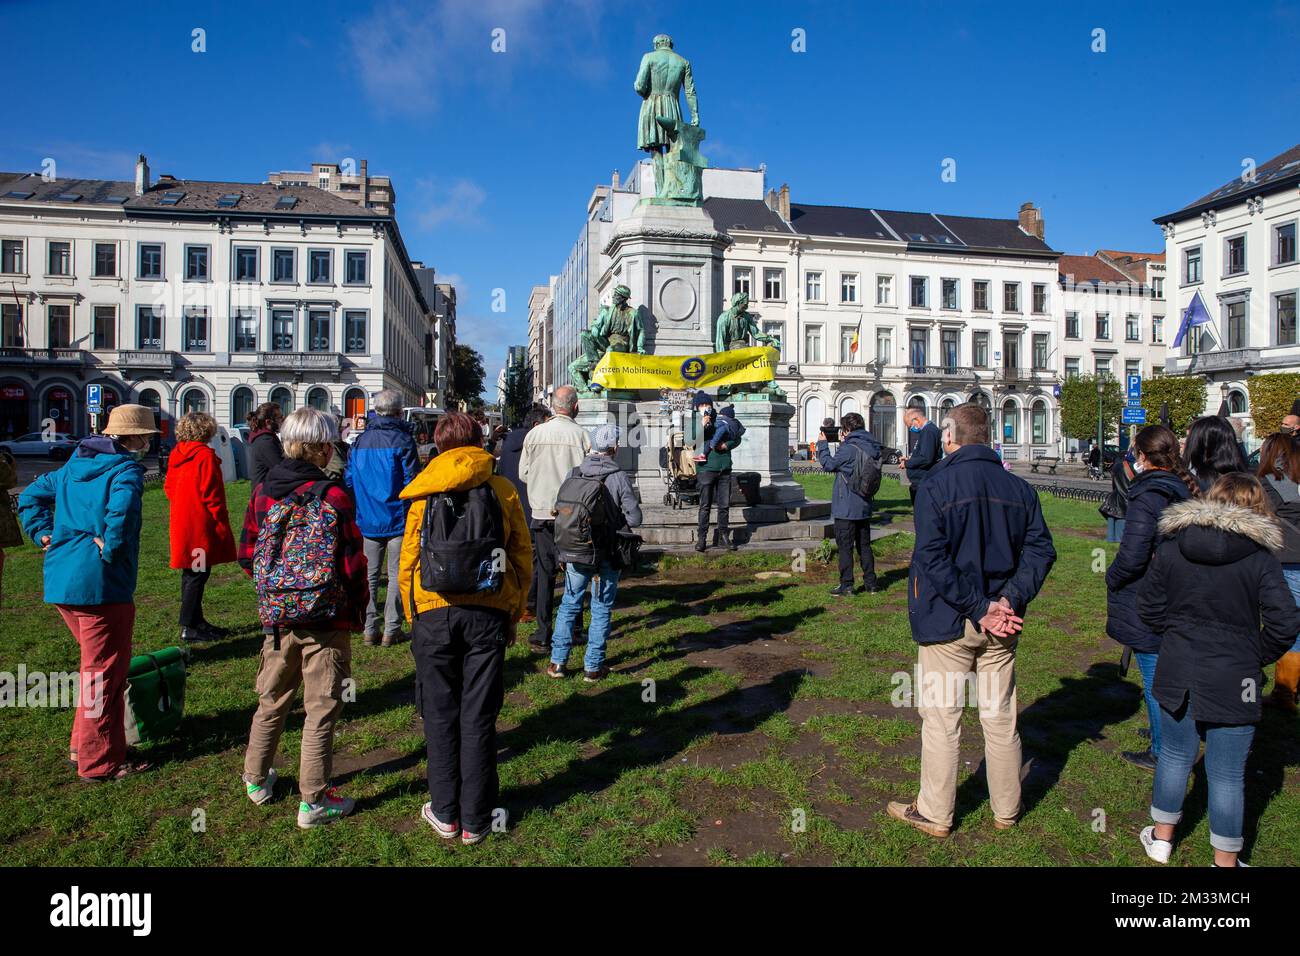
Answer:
[
  {"left": 344, "top": 389, "right": 418, "bottom": 646},
  {"left": 889, "top": 403, "right": 1056, "bottom": 839},
  {"left": 816, "top": 411, "right": 881, "bottom": 596},
  {"left": 902, "top": 408, "right": 942, "bottom": 506}
]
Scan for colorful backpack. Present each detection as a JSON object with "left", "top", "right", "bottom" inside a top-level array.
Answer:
[{"left": 253, "top": 481, "right": 344, "bottom": 628}]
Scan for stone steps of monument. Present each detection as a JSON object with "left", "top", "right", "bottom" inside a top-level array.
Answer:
[
  {"left": 638, "top": 499, "right": 831, "bottom": 523},
  {"left": 636, "top": 517, "right": 834, "bottom": 547}
]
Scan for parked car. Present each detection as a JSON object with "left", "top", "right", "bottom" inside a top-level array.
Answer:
[
  {"left": 881, "top": 445, "right": 902, "bottom": 465},
  {"left": 0, "top": 432, "right": 79, "bottom": 460}
]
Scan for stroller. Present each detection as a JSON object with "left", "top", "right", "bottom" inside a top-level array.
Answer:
[{"left": 661, "top": 428, "right": 700, "bottom": 510}]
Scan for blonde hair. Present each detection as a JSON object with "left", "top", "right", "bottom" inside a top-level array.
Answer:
[
  {"left": 1206, "top": 473, "right": 1270, "bottom": 517},
  {"left": 280, "top": 406, "right": 338, "bottom": 460},
  {"left": 176, "top": 411, "right": 217, "bottom": 444}
]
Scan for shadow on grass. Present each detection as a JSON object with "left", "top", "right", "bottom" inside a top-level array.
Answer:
[{"left": 951, "top": 661, "right": 1142, "bottom": 829}]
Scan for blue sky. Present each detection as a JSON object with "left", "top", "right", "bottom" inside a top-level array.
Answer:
[{"left": 3, "top": 0, "right": 1298, "bottom": 389}]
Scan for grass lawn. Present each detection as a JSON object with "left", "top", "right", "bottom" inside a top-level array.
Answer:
[{"left": 2, "top": 473, "right": 1296, "bottom": 866}]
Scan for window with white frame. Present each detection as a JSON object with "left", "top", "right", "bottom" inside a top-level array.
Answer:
[
  {"left": 804, "top": 323, "right": 823, "bottom": 363},
  {"left": 840, "top": 273, "right": 858, "bottom": 304},
  {"left": 1032, "top": 283, "right": 1048, "bottom": 314},
  {"left": 973, "top": 330, "right": 989, "bottom": 367},
  {"left": 1152, "top": 316, "right": 1164, "bottom": 343},
  {"left": 1276, "top": 292, "right": 1297, "bottom": 346},
  {"left": 1224, "top": 235, "right": 1246, "bottom": 276},
  {"left": 47, "top": 304, "right": 71, "bottom": 348},
  {"left": 875, "top": 327, "right": 892, "bottom": 364},
  {"left": 345, "top": 310, "right": 369, "bottom": 354},
  {"left": 1095, "top": 357, "right": 1112, "bottom": 379},
  {"left": 92, "top": 305, "right": 115, "bottom": 349},
  {"left": 876, "top": 274, "right": 893, "bottom": 306},
  {"left": 233, "top": 246, "right": 259, "bottom": 282},
  {"left": 1064, "top": 357, "right": 1080, "bottom": 379},
  {"left": 271, "top": 307, "right": 295, "bottom": 351},
  {"left": 1065, "top": 311, "right": 1080, "bottom": 339},
  {"left": 47, "top": 240, "right": 72, "bottom": 277},
  {"left": 1, "top": 239, "right": 24, "bottom": 274},
  {"left": 233, "top": 309, "right": 258, "bottom": 352},
  {"left": 1152, "top": 277, "right": 1164, "bottom": 298},
  {"left": 1032, "top": 332, "right": 1049, "bottom": 370},
  {"left": 1126, "top": 359, "right": 1142, "bottom": 380},
  {"left": 733, "top": 267, "right": 752, "bottom": 297},
  {"left": 804, "top": 271, "right": 823, "bottom": 302},
  {"left": 762, "top": 321, "right": 785, "bottom": 360},
  {"left": 1225, "top": 299, "right": 1247, "bottom": 349},
  {"left": 1183, "top": 245, "right": 1202, "bottom": 284},
  {"left": 909, "top": 276, "right": 927, "bottom": 308},
  {"left": 93, "top": 242, "right": 117, "bottom": 278},
  {"left": 136, "top": 305, "right": 163, "bottom": 349},
  {"left": 1275, "top": 221, "right": 1297, "bottom": 266},
  {"left": 972, "top": 279, "right": 990, "bottom": 311},
  {"left": 1095, "top": 312, "right": 1110, "bottom": 340},
  {"left": 1125, "top": 313, "right": 1140, "bottom": 341},
  {"left": 345, "top": 250, "right": 369, "bottom": 285},
  {"left": 1003, "top": 282, "right": 1020, "bottom": 313},
  {"left": 309, "top": 249, "right": 332, "bottom": 284},
  {"left": 138, "top": 243, "right": 163, "bottom": 280},
  {"left": 840, "top": 327, "right": 857, "bottom": 363},
  {"left": 308, "top": 309, "right": 332, "bottom": 351},
  {"left": 184, "top": 244, "right": 208, "bottom": 281},
  {"left": 184, "top": 307, "right": 210, "bottom": 351},
  {"left": 941, "top": 277, "right": 958, "bottom": 310},
  {"left": 1, "top": 303, "right": 22, "bottom": 346},
  {"left": 272, "top": 248, "right": 296, "bottom": 283},
  {"left": 763, "top": 268, "right": 784, "bottom": 300}
]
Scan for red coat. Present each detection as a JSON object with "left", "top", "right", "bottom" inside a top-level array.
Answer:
[{"left": 165, "top": 441, "right": 236, "bottom": 570}]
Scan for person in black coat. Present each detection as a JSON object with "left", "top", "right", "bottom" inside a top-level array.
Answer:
[
  {"left": 1183, "top": 415, "right": 1246, "bottom": 494},
  {"left": 1104, "top": 425, "right": 1199, "bottom": 770},
  {"left": 1100, "top": 448, "right": 1135, "bottom": 543},
  {"left": 246, "top": 402, "right": 285, "bottom": 493},
  {"left": 815, "top": 411, "right": 882, "bottom": 596},
  {"left": 1257, "top": 432, "right": 1300, "bottom": 712},
  {"left": 902, "top": 408, "right": 942, "bottom": 506},
  {"left": 1136, "top": 474, "right": 1300, "bottom": 868},
  {"left": 499, "top": 404, "right": 550, "bottom": 621}
]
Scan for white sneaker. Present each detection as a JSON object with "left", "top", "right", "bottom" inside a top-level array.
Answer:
[
  {"left": 1140, "top": 825, "right": 1172, "bottom": 864},
  {"left": 421, "top": 802, "right": 459, "bottom": 839},
  {"left": 244, "top": 768, "right": 277, "bottom": 806},
  {"left": 297, "top": 788, "right": 355, "bottom": 829}
]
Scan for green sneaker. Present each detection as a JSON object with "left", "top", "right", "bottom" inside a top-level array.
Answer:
[
  {"left": 297, "top": 787, "right": 355, "bottom": 829},
  {"left": 244, "top": 768, "right": 277, "bottom": 806}
]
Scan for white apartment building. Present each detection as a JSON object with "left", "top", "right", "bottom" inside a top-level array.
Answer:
[
  {"left": 0, "top": 155, "right": 434, "bottom": 439},
  {"left": 715, "top": 196, "right": 1063, "bottom": 458},
  {"left": 527, "top": 281, "right": 554, "bottom": 400},
  {"left": 1155, "top": 143, "right": 1300, "bottom": 426}
]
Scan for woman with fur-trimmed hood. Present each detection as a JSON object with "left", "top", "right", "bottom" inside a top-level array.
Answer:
[{"left": 1136, "top": 474, "right": 1300, "bottom": 868}]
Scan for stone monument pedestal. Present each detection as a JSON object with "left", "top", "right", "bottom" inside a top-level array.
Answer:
[{"left": 577, "top": 396, "right": 830, "bottom": 548}]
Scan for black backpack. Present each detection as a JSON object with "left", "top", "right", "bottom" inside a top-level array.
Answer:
[
  {"left": 846, "top": 442, "right": 882, "bottom": 500},
  {"left": 553, "top": 472, "right": 622, "bottom": 567},
  {"left": 418, "top": 484, "right": 506, "bottom": 594}
]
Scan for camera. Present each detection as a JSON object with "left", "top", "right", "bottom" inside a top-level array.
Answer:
[{"left": 822, "top": 426, "right": 840, "bottom": 443}]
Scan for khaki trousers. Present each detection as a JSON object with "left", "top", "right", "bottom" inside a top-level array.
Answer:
[
  {"left": 243, "top": 627, "right": 352, "bottom": 804},
  {"left": 915, "top": 621, "right": 1021, "bottom": 829}
]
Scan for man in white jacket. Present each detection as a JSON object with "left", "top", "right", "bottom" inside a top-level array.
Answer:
[{"left": 520, "top": 385, "right": 591, "bottom": 653}]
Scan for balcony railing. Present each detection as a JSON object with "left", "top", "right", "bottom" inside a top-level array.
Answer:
[
  {"left": 995, "top": 367, "right": 1057, "bottom": 384},
  {"left": 0, "top": 347, "right": 88, "bottom": 366},
  {"left": 1166, "top": 348, "right": 1261, "bottom": 374},
  {"left": 904, "top": 364, "right": 978, "bottom": 382},
  {"left": 258, "top": 351, "right": 344, "bottom": 381}
]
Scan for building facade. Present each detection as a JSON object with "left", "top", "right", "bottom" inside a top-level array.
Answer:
[
  {"left": 1155, "top": 143, "right": 1300, "bottom": 430},
  {"left": 0, "top": 155, "right": 432, "bottom": 440},
  {"left": 527, "top": 281, "right": 554, "bottom": 399},
  {"left": 267, "top": 160, "right": 396, "bottom": 216}
]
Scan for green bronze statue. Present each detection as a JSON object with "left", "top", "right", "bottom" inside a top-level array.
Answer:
[
  {"left": 635, "top": 34, "right": 706, "bottom": 204},
  {"left": 714, "top": 292, "right": 784, "bottom": 400},
  {"left": 568, "top": 284, "right": 647, "bottom": 395}
]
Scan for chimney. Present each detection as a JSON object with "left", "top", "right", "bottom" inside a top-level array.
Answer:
[
  {"left": 778, "top": 183, "right": 790, "bottom": 222},
  {"left": 1018, "top": 201, "right": 1044, "bottom": 240},
  {"left": 134, "top": 154, "right": 150, "bottom": 196},
  {"left": 611, "top": 169, "right": 620, "bottom": 189},
  {"left": 360, "top": 159, "right": 368, "bottom": 208},
  {"left": 765, "top": 187, "right": 778, "bottom": 212}
]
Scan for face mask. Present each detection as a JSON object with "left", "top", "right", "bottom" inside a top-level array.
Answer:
[
  {"left": 909, "top": 425, "right": 920, "bottom": 433},
  {"left": 1132, "top": 460, "right": 1145, "bottom": 474}
]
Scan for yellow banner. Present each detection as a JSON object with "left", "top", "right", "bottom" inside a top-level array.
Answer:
[{"left": 591, "top": 346, "right": 778, "bottom": 390}]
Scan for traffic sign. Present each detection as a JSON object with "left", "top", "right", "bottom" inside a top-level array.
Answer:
[
  {"left": 1122, "top": 407, "right": 1147, "bottom": 425},
  {"left": 1126, "top": 374, "right": 1142, "bottom": 403},
  {"left": 86, "top": 383, "right": 102, "bottom": 415}
]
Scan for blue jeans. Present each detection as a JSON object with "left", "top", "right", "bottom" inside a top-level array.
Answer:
[
  {"left": 1151, "top": 703, "right": 1255, "bottom": 853},
  {"left": 1282, "top": 564, "right": 1300, "bottom": 653},
  {"left": 1106, "top": 517, "right": 1126, "bottom": 543},
  {"left": 551, "top": 562, "right": 620, "bottom": 672},
  {"left": 1134, "top": 651, "right": 1161, "bottom": 756}
]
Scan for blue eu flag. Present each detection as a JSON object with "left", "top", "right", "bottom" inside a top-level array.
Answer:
[{"left": 1172, "top": 289, "right": 1213, "bottom": 348}]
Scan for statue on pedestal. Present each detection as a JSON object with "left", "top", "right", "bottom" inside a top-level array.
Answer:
[
  {"left": 635, "top": 34, "right": 706, "bottom": 204},
  {"left": 568, "top": 284, "right": 647, "bottom": 395},
  {"left": 714, "top": 292, "right": 784, "bottom": 400}
]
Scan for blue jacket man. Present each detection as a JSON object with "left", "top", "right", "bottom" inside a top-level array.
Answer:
[
  {"left": 903, "top": 409, "right": 942, "bottom": 505},
  {"left": 889, "top": 402, "right": 1055, "bottom": 841},
  {"left": 816, "top": 413, "right": 881, "bottom": 595},
  {"left": 344, "top": 392, "right": 419, "bottom": 645}
]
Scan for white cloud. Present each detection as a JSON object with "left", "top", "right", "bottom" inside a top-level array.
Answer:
[{"left": 414, "top": 178, "right": 488, "bottom": 230}]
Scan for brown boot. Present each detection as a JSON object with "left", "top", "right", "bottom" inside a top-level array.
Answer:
[{"left": 1269, "top": 651, "right": 1300, "bottom": 713}]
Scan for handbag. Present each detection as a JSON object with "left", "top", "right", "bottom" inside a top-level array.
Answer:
[
  {"left": 123, "top": 647, "right": 187, "bottom": 745},
  {"left": 0, "top": 494, "right": 21, "bottom": 548}
]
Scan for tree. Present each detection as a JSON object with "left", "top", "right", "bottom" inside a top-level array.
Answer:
[
  {"left": 1139, "top": 374, "right": 1206, "bottom": 435},
  {"left": 502, "top": 362, "right": 533, "bottom": 427},
  {"left": 450, "top": 344, "right": 486, "bottom": 409},
  {"left": 1247, "top": 372, "right": 1300, "bottom": 436},
  {"left": 1059, "top": 374, "right": 1125, "bottom": 444}
]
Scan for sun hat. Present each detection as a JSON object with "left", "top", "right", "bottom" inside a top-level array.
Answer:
[{"left": 103, "top": 404, "right": 161, "bottom": 436}]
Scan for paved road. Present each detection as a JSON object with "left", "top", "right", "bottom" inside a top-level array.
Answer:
[{"left": 9, "top": 455, "right": 164, "bottom": 493}]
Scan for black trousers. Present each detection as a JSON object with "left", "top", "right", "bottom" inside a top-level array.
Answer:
[
  {"left": 834, "top": 518, "right": 877, "bottom": 589},
  {"left": 411, "top": 605, "right": 507, "bottom": 833},
  {"left": 908, "top": 483, "right": 918, "bottom": 505},
  {"left": 525, "top": 528, "right": 538, "bottom": 613},
  {"left": 179, "top": 568, "right": 210, "bottom": 627},
  {"left": 530, "top": 520, "right": 559, "bottom": 646},
  {"left": 696, "top": 468, "right": 731, "bottom": 543}
]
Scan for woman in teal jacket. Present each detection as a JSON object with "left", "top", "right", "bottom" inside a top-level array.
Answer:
[{"left": 18, "top": 405, "right": 157, "bottom": 781}]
